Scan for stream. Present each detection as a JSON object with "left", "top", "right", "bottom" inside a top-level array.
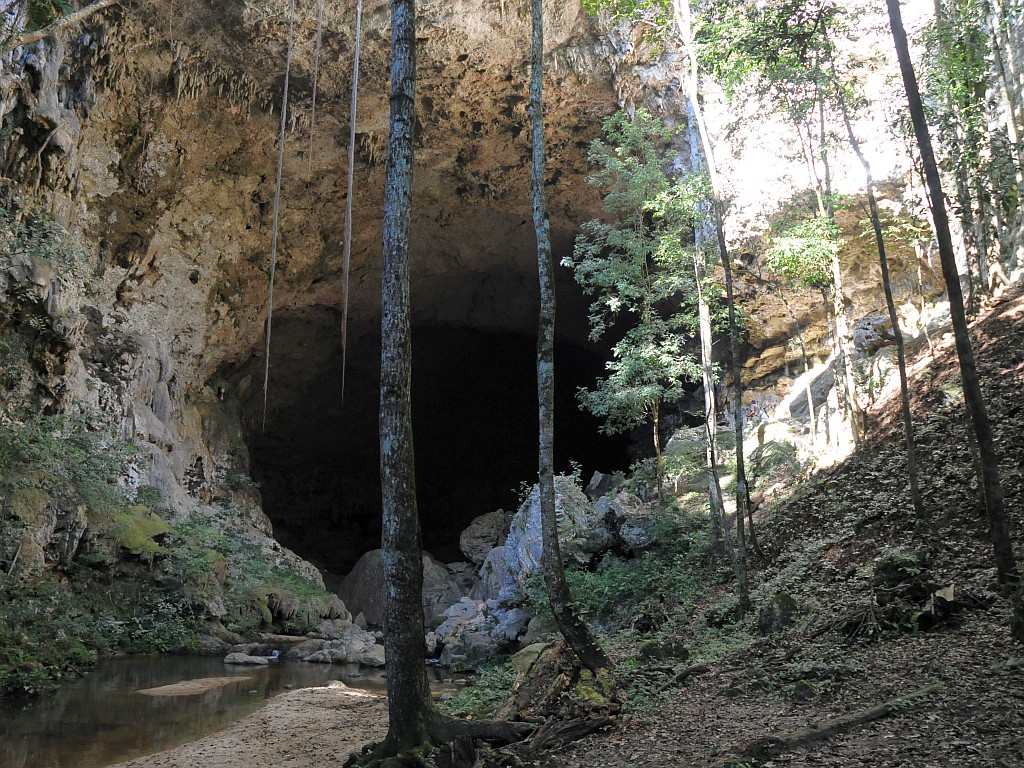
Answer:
[{"left": 0, "top": 655, "right": 455, "bottom": 768}]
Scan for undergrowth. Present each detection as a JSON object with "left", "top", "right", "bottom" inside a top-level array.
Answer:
[{"left": 437, "top": 660, "right": 516, "bottom": 719}]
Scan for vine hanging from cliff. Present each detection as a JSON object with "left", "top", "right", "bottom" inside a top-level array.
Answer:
[
  {"left": 262, "top": 0, "right": 297, "bottom": 430},
  {"left": 341, "top": 0, "right": 363, "bottom": 401}
]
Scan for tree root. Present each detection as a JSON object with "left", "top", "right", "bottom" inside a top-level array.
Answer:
[
  {"left": 711, "top": 682, "right": 944, "bottom": 765},
  {"left": 344, "top": 714, "right": 535, "bottom": 768}
]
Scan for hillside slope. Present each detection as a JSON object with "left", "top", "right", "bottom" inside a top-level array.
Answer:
[{"left": 555, "top": 289, "right": 1024, "bottom": 767}]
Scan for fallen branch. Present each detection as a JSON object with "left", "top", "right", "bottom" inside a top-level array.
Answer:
[
  {"left": 2, "top": 0, "right": 119, "bottom": 56},
  {"left": 656, "top": 662, "right": 710, "bottom": 693},
  {"left": 713, "top": 682, "right": 943, "bottom": 764}
]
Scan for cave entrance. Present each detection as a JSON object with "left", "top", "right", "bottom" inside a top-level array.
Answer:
[{"left": 241, "top": 320, "right": 631, "bottom": 576}]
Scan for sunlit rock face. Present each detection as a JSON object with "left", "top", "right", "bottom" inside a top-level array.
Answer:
[
  {"left": 0, "top": 0, "right": 969, "bottom": 573},
  {"left": 0, "top": 0, "right": 640, "bottom": 568}
]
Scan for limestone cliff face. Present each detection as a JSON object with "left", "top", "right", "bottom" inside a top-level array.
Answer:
[
  {"left": 0, "top": 0, "right": 967, "bottom": 579},
  {"left": 0, "top": 0, "right": 639, "bottom": 579}
]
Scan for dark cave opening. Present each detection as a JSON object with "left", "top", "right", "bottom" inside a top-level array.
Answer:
[{"left": 243, "top": 322, "right": 632, "bottom": 576}]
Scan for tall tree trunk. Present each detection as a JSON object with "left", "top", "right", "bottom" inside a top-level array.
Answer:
[
  {"left": 830, "top": 65, "right": 925, "bottom": 516},
  {"left": 986, "top": 0, "right": 1024, "bottom": 191},
  {"left": 817, "top": 78, "right": 862, "bottom": 446},
  {"left": 378, "top": 0, "right": 433, "bottom": 753},
  {"left": 887, "top": 0, "right": 1017, "bottom": 582},
  {"left": 695, "top": 257, "right": 726, "bottom": 551},
  {"left": 530, "top": 0, "right": 609, "bottom": 674},
  {"left": 652, "top": 405, "right": 664, "bottom": 503},
  {"left": 687, "top": 103, "right": 727, "bottom": 551},
  {"left": 672, "top": 0, "right": 750, "bottom": 610}
]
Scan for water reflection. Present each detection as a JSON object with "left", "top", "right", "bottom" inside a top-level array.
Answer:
[{"left": 0, "top": 656, "right": 450, "bottom": 768}]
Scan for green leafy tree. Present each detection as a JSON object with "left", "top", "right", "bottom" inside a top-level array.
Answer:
[{"left": 564, "top": 109, "right": 701, "bottom": 502}]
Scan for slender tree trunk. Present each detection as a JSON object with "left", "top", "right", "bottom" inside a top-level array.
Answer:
[
  {"left": 378, "top": 0, "right": 433, "bottom": 753},
  {"left": 816, "top": 78, "right": 862, "bottom": 446},
  {"left": 652, "top": 406, "right": 665, "bottom": 502},
  {"left": 673, "top": 0, "right": 749, "bottom": 610},
  {"left": 949, "top": 136, "right": 981, "bottom": 312},
  {"left": 687, "top": 104, "right": 727, "bottom": 551},
  {"left": 887, "top": 0, "right": 1017, "bottom": 582},
  {"left": 530, "top": 0, "right": 609, "bottom": 674},
  {"left": 830, "top": 67, "right": 925, "bottom": 516},
  {"left": 695, "top": 257, "right": 726, "bottom": 550}
]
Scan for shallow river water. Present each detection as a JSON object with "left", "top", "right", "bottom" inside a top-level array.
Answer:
[{"left": 0, "top": 655, "right": 448, "bottom": 768}]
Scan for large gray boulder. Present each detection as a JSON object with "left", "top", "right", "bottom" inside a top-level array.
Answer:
[
  {"left": 459, "top": 510, "right": 512, "bottom": 564},
  {"left": 340, "top": 549, "right": 463, "bottom": 626},
  {"left": 604, "top": 491, "right": 660, "bottom": 554},
  {"left": 433, "top": 598, "right": 531, "bottom": 671},
  {"left": 503, "top": 477, "right": 608, "bottom": 591},
  {"left": 223, "top": 652, "right": 269, "bottom": 665},
  {"left": 469, "top": 546, "right": 517, "bottom": 603},
  {"left": 285, "top": 625, "right": 385, "bottom": 667}
]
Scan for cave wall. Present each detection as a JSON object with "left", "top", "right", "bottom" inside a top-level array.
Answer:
[
  {"left": 0, "top": 0, "right": 969, "bottom": 580},
  {"left": 0, "top": 0, "right": 650, "bottom": 576}
]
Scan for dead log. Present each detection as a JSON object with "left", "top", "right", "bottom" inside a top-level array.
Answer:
[
  {"left": 713, "top": 683, "right": 943, "bottom": 764},
  {"left": 530, "top": 714, "right": 616, "bottom": 751},
  {"left": 656, "top": 662, "right": 710, "bottom": 693},
  {"left": 429, "top": 716, "right": 534, "bottom": 745}
]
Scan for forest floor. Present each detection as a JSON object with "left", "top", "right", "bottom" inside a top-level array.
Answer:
[
  {"left": 552, "top": 288, "right": 1024, "bottom": 767},
  {"left": 111, "top": 288, "right": 1024, "bottom": 768}
]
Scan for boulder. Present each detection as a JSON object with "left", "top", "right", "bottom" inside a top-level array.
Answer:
[
  {"left": 584, "top": 471, "right": 623, "bottom": 500},
  {"left": 432, "top": 598, "right": 530, "bottom": 671},
  {"left": 459, "top": 510, "right": 511, "bottom": 564},
  {"left": 605, "top": 491, "right": 660, "bottom": 554},
  {"left": 491, "top": 605, "right": 531, "bottom": 644},
  {"left": 522, "top": 612, "right": 559, "bottom": 645},
  {"left": 340, "top": 549, "right": 462, "bottom": 626},
  {"left": 313, "top": 618, "right": 353, "bottom": 639},
  {"left": 223, "top": 652, "right": 269, "bottom": 665},
  {"left": 503, "top": 477, "right": 607, "bottom": 592},
  {"left": 286, "top": 625, "right": 385, "bottom": 667},
  {"left": 853, "top": 311, "right": 895, "bottom": 355},
  {"left": 446, "top": 561, "right": 477, "bottom": 595},
  {"left": 469, "top": 546, "right": 517, "bottom": 603}
]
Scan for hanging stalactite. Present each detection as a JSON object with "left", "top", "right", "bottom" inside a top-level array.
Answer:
[
  {"left": 340, "top": 0, "right": 363, "bottom": 401},
  {"left": 307, "top": 0, "right": 325, "bottom": 174},
  {"left": 262, "top": 0, "right": 297, "bottom": 430}
]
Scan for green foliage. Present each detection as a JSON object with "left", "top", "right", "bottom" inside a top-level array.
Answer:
[
  {"left": 25, "top": 0, "right": 72, "bottom": 30},
  {"left": 0, "top": 576, "right": 200, "bottom": 696},
  {"left": 696, "top": 0, "right": 847, "bottom": 104},
  {"left": 920, "top": 0, "right": 1020, "bottom": 219},
  {"left": 134, "top": 485, "right": 164, "bottom": 508},
  {"left": 565, "top": 109, "right": 703, "bottom": 441},
  {"left": 580, "top": 0, "right": 672, "bottom": 41},
  {"left": 0, "top": 415, "right": 136, "bottom": 528},
  {"left": 579, "top": 321, "right": 702, "bottom": 436},
  {"left": 0, "top": 203, "right": 92, "bottom": 283},
  {"left": 764, "top": 215, "right": 841, "bottom": 288},
  {"left": 161, "top": 511, "right": 335, "bottom": 636},
  {"left": 437, "top": 661, "right": 517, "bottom": 718},
  {"left": 561, "top": 511, "right": 707, "bottom": 629},
  {"left": 112, "top": 505, "right": 171, "bottom": 561}
]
